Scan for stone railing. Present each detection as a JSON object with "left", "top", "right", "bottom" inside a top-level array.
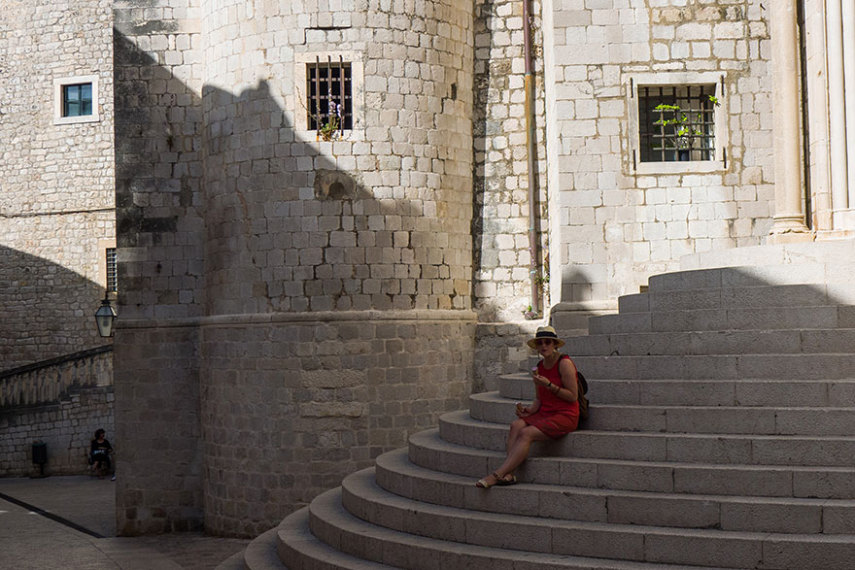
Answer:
[{"left": 0, "top": 345, "right": 113, "bottom": 408}]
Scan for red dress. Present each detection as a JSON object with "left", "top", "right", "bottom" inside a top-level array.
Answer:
[{"left": 523, "top": 354, "right": 580, "bottom": 438}]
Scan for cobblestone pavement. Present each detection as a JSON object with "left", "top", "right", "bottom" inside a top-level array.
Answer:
[{"left": 0, "top": 476, "right": 249, "bottom": 569}]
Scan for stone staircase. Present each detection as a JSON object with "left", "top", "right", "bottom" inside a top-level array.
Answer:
[{"left": 223, "top": 260, "right": 855, "bottom": 569}]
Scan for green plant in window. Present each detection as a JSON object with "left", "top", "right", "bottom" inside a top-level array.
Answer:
[
  {"left": 318, "top": 114, "right": 339, "bottom": 141},
  {"left": 317, "top": 103, "right": 343, "bottom": 142},
  {"left": 654, "top": 94, "right": 720, "bottom": 152}
]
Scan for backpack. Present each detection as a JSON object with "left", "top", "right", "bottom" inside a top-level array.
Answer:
[{"left": 576, "top": 370, "right": 589, "bottom": 424}]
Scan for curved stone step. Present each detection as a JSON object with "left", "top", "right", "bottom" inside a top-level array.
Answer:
[
  {"left": 498, "top": 375, "right": 855, "bottom": 408},
  {"left": 588, "top": 305, "right": 852, "bottom": 334},
  {"left": 240, "top": 526, "right": 286, "bottom": 570},
  {"left": 617, "top": 284, "right": 849, "bottom": 314},
  {"left": 469, "top": 391, "right": 855, "bottom": 436},
  {"left": 437, "top": 410, "right": 855, "bottom": 466},
  {"left": 308, "top": 485, "right": 734, "bottom": 569},
  {"left": 276, "top": 507, "right": 394, "bottom": 569},
  {"left": 407, "top": 429, "right": 855, "bottom": 499},
  {"left": 646, "top": 265, "right": 844, "bottom": 292},
  {"left": 310, "top": 483, "right": 855, "bottom": 569},
  {"left": 678, "top": 242, "right": 855, "bottom": 276},
  {"left": 568, "top": 353, "right": 855, "bottom": 380},
  {"left": 215, "top": 551, "right": 246, "bottom": 570},
  {"left": 564, "top": 328, "right": 855, "bottom": 356},
  {"left": 368, "top": 450, "right": 855, "bottom": 534}
]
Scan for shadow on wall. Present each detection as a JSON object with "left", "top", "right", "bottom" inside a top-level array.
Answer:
[
  {"left": 470, "top": 0, "right": 546, "bottom": 322},
  {"left": 0, "top": 245, "right": 107, "bottom": 371},
  {"left": 198, "top": 78, "right": 380, "bottom": 316},
  {"left": 115, "top": 29, "right": 468, "bottom": 317},
  {"left": 197, "top": 74, "right": 471, "bottom": 315},
  {"left": 559, "top": 267, "right": 596, "bottom": 305},
  {"left": 112, "top": 28, "right": 474, "bottom": 537}
]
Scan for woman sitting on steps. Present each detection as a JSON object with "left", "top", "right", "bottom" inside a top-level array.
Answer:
[{"left": 476, "top": 326, "right": 580, "bottom": 488}]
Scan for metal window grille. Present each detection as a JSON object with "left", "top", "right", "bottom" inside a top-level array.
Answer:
[
  {"left": 62, "top": 83, "right": 93, "bottom": 117},
  {"left": 307, "top": 57, "right": 353, "bottom": 134},
  {"left": 639, "top": 84, "right": 716, "bottom": 162},
  {"left": 106, "top": 248, "right": 118, "bottom": 293}
]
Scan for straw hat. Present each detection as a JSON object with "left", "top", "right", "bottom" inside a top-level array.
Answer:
[{"left": 526, "top": 326, "right": 565, "bottom": 349}]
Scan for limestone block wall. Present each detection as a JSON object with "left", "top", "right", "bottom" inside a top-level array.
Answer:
[
  {"left": 473, "top": 321, "right": 541, "bottom": 392},
  {"left": 200, "top": 0, "right": 474, "bottom": 315},
  {"left": 114, "top": 0, "right": 478, "bottom": 537},
  {"left": 194, "top": 0, "right": 477, "bottom": 537},
  {"left": 201, "top": 313, "right": 473, "bottom": 537},
  {"left": 473, "top": 0, "right": 550, "bottom": 322},
  {"left": 0, "top": 387, "right": 114, "bottom": 477},
  {"left": 545, "top": 1, "right": 776, "bottom": 304},
  {"left": 113, "top": 0, "right": 207, "bottom": 535},
  {"left": 0, "top": 0, "right": 115, "bottom": 368},
  {"left": 114, "top": 323, "right": 203, "bottom": 534}
]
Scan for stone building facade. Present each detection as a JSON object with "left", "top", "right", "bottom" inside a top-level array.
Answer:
[
  {"left": 4, "top": 0, "right": 855, "bottom": 540},
  {"left": 0, "top": 0, "right": 116, "bottom": 369}
]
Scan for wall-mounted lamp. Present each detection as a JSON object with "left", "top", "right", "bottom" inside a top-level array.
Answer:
[{"left": 94, "top": 294, "right": 117, "bottom": 338}]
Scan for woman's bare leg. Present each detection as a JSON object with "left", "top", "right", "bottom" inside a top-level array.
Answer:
[{"left": 478, "top": 424, "right": 550, "bottom": 486}]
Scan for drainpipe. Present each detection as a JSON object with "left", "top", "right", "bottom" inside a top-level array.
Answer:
[{"left": 522, "top": 0, "right": 540, "bottom": 315}]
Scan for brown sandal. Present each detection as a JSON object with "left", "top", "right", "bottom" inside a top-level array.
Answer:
[
  {"left": 476, "top": 472, "right": 501, "bottom": 488},
  {"left": 495, "top": 474, "right": 518, "bottom": 486}
]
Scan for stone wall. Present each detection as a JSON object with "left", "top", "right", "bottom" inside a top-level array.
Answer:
[
  {"left": 114, "top": 322, "right": 203, "bottom": 534},
  {"left": 113, "top": 0, "right": 206, "bottom": 536},
  {"left": 200, "top": 312, "right": 473, "bottom": 537},
  {"left": 473, "top": 0, "right": 550, "bottom": 322},
  {"left": 474, "top": 321, "right": 541, "bottom": 392},
  {"left": 544, "top": 0, "right": 776, "bottom": 304},
  {"left": 113, "top": 0, "right": 478, "bottom": 537},
  {"left": 0, "top": 387, "right": 114, "bottom": 478},
  {"left": 0, "top": 0, "right": 116, "bottom": 368}
]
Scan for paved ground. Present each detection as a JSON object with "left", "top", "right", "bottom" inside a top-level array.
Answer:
[{"left": 0, "top": 475, "right": 250, "bottom": 569}]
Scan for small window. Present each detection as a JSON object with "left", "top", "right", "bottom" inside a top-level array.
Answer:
[
  {"left": 106, "top": 248, "right": 117, "bottom": 293},
  {"left": 639, "top": 84, "right": 718, "bottom": 162},
  {"left": 62, "top": 83, "right": 93, "bottom": 117},
  {"left": 53, "top": 75, "right": 99, "bottom": 125},
  {"left": 306, "top": 57, "right": 353, "bottom": 137}
]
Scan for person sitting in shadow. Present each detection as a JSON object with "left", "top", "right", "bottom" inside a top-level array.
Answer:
[
  {"left": 89, "top": 428, "right": 113, "bottom": 479},
  {"left": 476, "top": 326, "right": 581, "bottom": 488}
]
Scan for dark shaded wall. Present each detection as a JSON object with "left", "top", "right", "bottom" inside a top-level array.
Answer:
[
  {"left": 112, "top": 5, "right": 206, "bottom": 533},
  {"left": 113, "top": 0, "right": 476, "bottom": 537}
]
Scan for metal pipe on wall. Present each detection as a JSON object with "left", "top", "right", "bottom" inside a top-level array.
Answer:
[{"left": 523, "top": 0, "right": 540, "bottom": 314}]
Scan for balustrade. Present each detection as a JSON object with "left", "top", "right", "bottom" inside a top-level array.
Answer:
[{"left": 0, "top": 346, "right": 113, "bottom": 408}]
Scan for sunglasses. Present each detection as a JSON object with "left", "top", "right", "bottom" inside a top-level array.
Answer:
[{"left": 535, "top": 339, "right": 554, "bottom": 346}]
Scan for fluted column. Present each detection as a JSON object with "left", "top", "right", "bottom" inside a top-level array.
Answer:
[
  {"left": 842, "top": 1, "right": 855, "bottom": 211},
  {"left": 769, "top": 0, "right": 811, "bottom": 238},
  {"left": 827, "top": 0, "right": 850, "bottom": 219}
]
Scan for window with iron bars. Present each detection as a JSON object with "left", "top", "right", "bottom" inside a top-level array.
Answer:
[
  {"left": 106, "top": 248, "right": 117, "bottom": 293},
  {"left": 307, "top": 57, "right": 353, "bottom": 139},
  {"left": 638, "top": 84, "right": 718, "bottom": 162}
]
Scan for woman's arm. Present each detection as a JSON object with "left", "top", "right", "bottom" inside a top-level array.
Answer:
[
  {"left": 547, "top": 357, "right": 578, "bottom": 402},
  {"left": 515, "top": 397, "right": 541, "bottom": 417}
]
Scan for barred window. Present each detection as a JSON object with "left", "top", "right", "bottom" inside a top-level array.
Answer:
[
  {"left": 639, "top": 84, "right": 718, "bottom": 162},
  {"left": 106, "top": 248, "right": 117, "bottom": 293},
  {"left": 307, "top": 57, "right": 353, "bottom": 137}
]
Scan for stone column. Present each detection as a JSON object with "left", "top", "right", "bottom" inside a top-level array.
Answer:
[
  {"left": 843, "top": 1, "right": 855, "bottom": 211},
  {"left": 827, "top": 0, "right": 850, "bottom": 219},
  {"left": 769, "top": 0, "right": 811, "bottom": 239}
]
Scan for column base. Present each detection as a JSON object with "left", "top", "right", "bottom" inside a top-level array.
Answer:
[
  {"left": 832, "top": 208, "right": 855, "bottom": 231},
  {"left": 768, "top": 216, "right": 812, "bottom": 244}
]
